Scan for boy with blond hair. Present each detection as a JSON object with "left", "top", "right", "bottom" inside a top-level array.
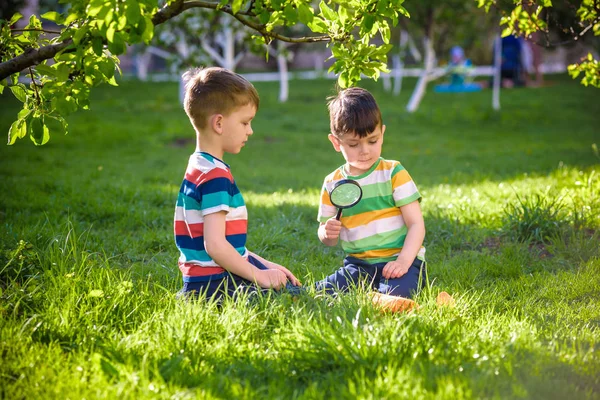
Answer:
[
  {"left": 174, "top": 67, "right": 301, "bottom": 299},
  {"left": 316, "top": 87, "right": 427, "bottom": 309}
]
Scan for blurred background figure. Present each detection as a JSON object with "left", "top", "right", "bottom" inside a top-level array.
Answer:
[
  {"left": 498, "top": 35, "right": 525, "bottom": 88},
  {"left": 434, "top": 45, "right": 482, "bottom": 93}
]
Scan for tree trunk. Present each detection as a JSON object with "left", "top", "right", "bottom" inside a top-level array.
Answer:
[
  {"left": 406, "top": 36, "right": 435, "bottom": 113},
  {"left": 392, "top": 55, "right": 404, "bottom": 95},
  {"left": 277, "top": 41, "right": 289, "bottom": 103},
  {"left": 135, "top": 49, "right": 152, "bottom": 81},
  {"left": 492, "top": 34, "right": 502, "bottom": 111}
]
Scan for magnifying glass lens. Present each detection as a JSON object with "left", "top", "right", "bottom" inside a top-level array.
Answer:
[{"left": 331, "top": 182, "right": 361, "bottom": 207}]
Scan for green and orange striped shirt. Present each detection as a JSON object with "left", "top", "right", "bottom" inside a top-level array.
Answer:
[{"left": 318, "top": 158, "right": 425, "bottom": 264}]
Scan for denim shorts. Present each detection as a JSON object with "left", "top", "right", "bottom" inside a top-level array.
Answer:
[
  {"left": 178, "top": 255, "right": 271, "bottom": 301},
  {"left": 315, "top": 256, "right": 427, "bottom": 298}
]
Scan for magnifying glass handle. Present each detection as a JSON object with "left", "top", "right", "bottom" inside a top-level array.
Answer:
[{"left": 335, "top": 208, "right": 343, "bottom": 220}]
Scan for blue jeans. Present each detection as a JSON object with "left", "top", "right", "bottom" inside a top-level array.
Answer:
[{"left": 315, "top": 256, "right": 427, "bottom": 298}]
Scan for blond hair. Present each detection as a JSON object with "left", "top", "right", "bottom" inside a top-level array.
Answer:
[{"left": 182, "top": 67, "right": 260, "bottom": 130}]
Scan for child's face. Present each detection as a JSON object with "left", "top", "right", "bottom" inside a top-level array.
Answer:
[
  {"left": 221, "top": 103, "right": 256, "bottom": 154},
  {"left": 329, "top": 125, "right": 386, "bottom": 175}
]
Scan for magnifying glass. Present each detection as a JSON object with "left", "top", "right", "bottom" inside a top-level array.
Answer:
[{"left": 329, "top": 179, "right": 363, "bottom": 220}]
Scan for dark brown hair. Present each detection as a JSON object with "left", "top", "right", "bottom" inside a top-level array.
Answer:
[
  {"left": 327, "top": 87, "right": 382, "bottom": 138},
  {"left": 182, "top": 67, "right": 260, "bottom": 130}
]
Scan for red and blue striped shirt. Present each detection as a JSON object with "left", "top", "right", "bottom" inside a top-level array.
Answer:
[{"left": 174, "top": 152, "right": 248, "bottom": 282}]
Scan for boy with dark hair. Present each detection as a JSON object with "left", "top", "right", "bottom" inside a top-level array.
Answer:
[
  {"left": 316, "top": 87, "right": 426, "bottom": 309},
  {"left": 175, "top": 67, "right": 301, "bottom": 299}
]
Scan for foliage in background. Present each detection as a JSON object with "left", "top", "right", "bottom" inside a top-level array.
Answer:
[
  {"left": 477, "top": 0, "right": 600, "bottom": 87},
  {"left": 0, "top": 0, "right": 410, "bottom": 145}
]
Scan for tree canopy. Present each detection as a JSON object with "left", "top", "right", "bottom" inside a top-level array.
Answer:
[
  {"left": 0, "top": 0, "right": 408, "bottom": 145},
  {"left": 1, "top": 0, "right": 598, "bottom": 145},
  {"left": 478, "top": 0, "right": 600, "bottom": 87}
]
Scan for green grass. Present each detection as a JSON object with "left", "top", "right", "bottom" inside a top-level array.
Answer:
[{"left": 1, "top": 74, "right": 599, "bottom": 399}]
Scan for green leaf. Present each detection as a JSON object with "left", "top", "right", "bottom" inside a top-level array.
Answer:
[
  {"left": 104, "top": 8, "right": 115, "bottom": 25},
  {"left": 9, "top": 13, "right": 23, "bottom": 25},
  {"left": 29, "top": 116, "right": 49, "bottom": 146},
  {"left": 40, "top": 11, "right": 63, "bottom": 23},
  {"left": 27, "top": 14, "right": 41, "bottom": 28},
  {"left": 338, "top": 71, "right": 349, "bottom": 88},
  {"left": 258, "top": 11, "right": 270, "bottom": 24},
  {"left": 73, "top": 25, "right": 89, "bottom": 45},
  {"left": 17, "top": 108, "right": 32, "bottom": 120},
  {"left": 361, "top": 14, "right": 375, "bottom": 34},
  {"left": 54, "top": 96, "right": 78, "bottom": 115},
  {"left": 88, "top": 0, "right": 106, "bottom": 17},
  {"left": 44, "top": 115, "right": 68, "bottom": 138},
  {"left": 126, "top": 0, "right": 141, "bottom": 24},
  {"left": 10, "top": 85, "right": 27, "bottom": 102},
  {"left": 108, "top": 32, "right": 125, "bottom": 54},
  {"left": 232, "top": 0, "right": 244, "bottom": 15},
  {"left": 34, "top": 64, "right": 56, "bottom": 77},
  {"left": 117, "top": 15, "right": 128, "bottom": 31},
  {"left": 308, "top": 17, "right": 328, "bottom": 33},
  {"left": 55, "top": 63, "right": 71, "bottom": 81},
  {"left": 319, "top": 1, "right": 336, "bottom": 21},
  {"left": 380, "top": 24, "right": 391, "bottom": 44},
  {"left": 297, "top": 3, "right": 314, "bottom": 25},
  {"left": 339, "top": 5, "right": 350, "bottom": 24},
  {"left": 64, "top": 12, "right": 79, "bottom": 25},
  {"left": 8, "top": 117, "right": 27, "bottom": 145},
  {"left": 283, "top": 4, "right": 298, "bottom": 24},
  {"left": 141, "top": 16, "right": 154, "bottom": 43},
  {"left": 98, "top": 59, "right": 116, "bottom": 79},
  {"left": 92, "top": 37, "right": 104, "bottom": 56},
  {"left": 106, "top": 24, "right": 116, "bottom": 43}
]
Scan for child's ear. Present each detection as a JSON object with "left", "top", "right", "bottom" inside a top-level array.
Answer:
[
  {"left": 211, "top": 114, "right": 224, "bottom": 134},
  {"left": 328, "top": 134, "right": 342, "bottom": 152},
  {"left": 381, "top": 124, "right": 386, "bottom": 140}
]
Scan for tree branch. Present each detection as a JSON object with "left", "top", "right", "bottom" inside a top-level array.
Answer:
[
  {"left": 231, "top": 13, "right": 330, "bottom": 43},
  {"left": 0, "top": 40, "right": 71, "bottom": 81},
  {"left": 183, "top": 0, "right": 331, "bottom": 43},
  {"left": 0, "top": 0, "right": 330, "bottom": 81},
  {"left": 11, "top": 28, "right": 62, "bottom": 35},
  {"left": 182, "top": 0, "right": 257, "bottom": 17},
  {"left": 151, "top": 0, "right": 186, "bottom": 25}
]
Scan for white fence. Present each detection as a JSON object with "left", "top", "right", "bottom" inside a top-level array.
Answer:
[{"left": 138, "top": 63, "right": 567, "bottom": 83}]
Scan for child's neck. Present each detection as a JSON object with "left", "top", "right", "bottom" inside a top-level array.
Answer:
[{"left": 196, "top": 132, "right": 224, "bottom": 160}]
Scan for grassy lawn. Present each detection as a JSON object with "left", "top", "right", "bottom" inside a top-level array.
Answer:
[{"left": 0, "top": 74, "right": 599, "bottom": 399}]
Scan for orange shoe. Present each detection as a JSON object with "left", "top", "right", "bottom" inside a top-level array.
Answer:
[
  {"left": 436, "top": 291, "right": 455, "bottom": 307},
  {"left": 371, "top": 292, "right": 418, "bottom": 313}
]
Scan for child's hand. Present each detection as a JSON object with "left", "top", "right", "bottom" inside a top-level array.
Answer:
[
  {"left": 322, "top": 218, "right": 342, "bottom": 240},
  {"left": 382, "top": 260, "right": 411, "bottom": 279},
  {"left": 257, "top": 269, "right": 288, "bottom": 290},
  {"left": 272, "top": 265, "right": 302, "bottom": 286}
]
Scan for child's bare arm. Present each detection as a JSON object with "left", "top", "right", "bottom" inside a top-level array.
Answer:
[
  {"left": 203, "top": 212, "right": 287, "bottom": 289},
  {"left": 382, "top": 201, "right": 426, "bottom": 279},
  {"left": 318, "top": 219, "right": 342, "bottom": 247}
]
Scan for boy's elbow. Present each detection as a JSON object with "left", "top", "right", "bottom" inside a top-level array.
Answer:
[{"left": 204, "top": 237, "right": 225, "bottom": 258}]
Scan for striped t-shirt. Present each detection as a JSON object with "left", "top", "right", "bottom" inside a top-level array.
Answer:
[
  {"left": 174, "top": 152, "right": 248, "bottom": 282},
  {"left": 318, "top": 158, "right": 425, "bottom": 264}
]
